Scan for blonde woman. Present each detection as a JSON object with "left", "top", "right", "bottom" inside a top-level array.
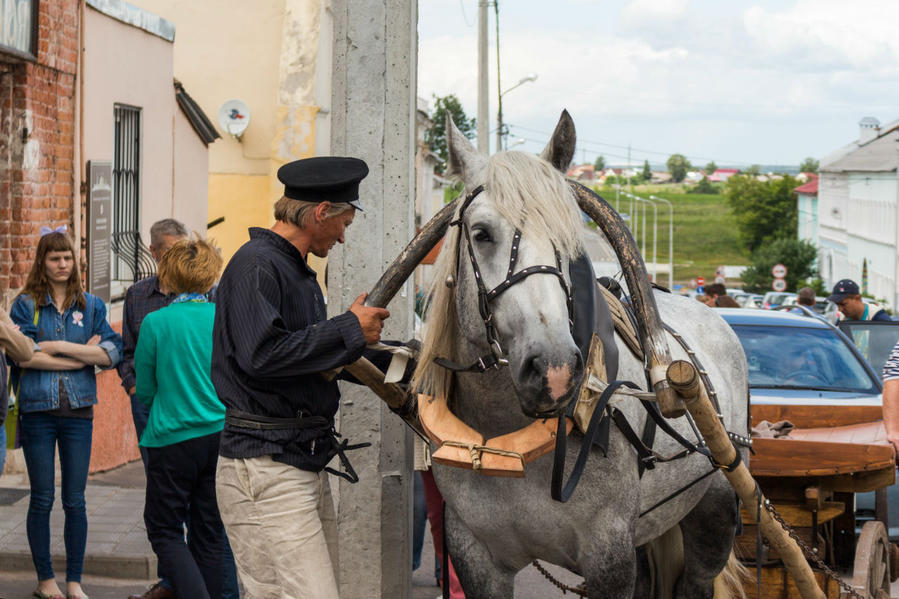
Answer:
[{"left": 135, "top": 238, "right": 225, "bottom": 599}]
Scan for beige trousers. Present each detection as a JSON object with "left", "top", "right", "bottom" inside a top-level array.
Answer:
[{"left": 216, "top": 455, "right": 339, "bottom": 599}]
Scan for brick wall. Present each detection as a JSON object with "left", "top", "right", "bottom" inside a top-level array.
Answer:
[{"left": 0, "top": 0, "right": 78, "bottom": 299}]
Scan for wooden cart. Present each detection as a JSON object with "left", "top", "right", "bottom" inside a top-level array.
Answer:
[{"left": 740, "top": 406, "right": 899, "bottom": 598}]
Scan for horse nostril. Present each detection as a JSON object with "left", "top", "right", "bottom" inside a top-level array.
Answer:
[{"left": 520, "top": 354, "right": 543, "bottom": 384}]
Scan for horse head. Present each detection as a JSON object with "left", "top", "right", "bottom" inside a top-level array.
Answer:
[{"left": 416, "top": 111, "right": 587, "bottom": 419}]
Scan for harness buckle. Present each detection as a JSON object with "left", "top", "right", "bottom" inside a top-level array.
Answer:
[{"left": 640, "top": 455, "right": 657, "bottom": 470}]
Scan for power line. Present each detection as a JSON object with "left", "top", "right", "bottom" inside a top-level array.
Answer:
[{"left": 459, "top": 0, "right": 475, "bottom": 26}]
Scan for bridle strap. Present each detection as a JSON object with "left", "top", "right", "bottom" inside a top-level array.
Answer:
[{"left": 441, "top": 185, "right": 575, "bottom": 370}]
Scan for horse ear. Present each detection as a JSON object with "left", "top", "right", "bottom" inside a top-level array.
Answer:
[
  {"left": 445, "top": 114, "right": 486, "bottom": 186},
  {"left": 540, "top": 109, "right": 576, "bottom": 173}
]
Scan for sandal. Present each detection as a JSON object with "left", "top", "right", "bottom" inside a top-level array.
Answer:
[{"left": 32, "top": 590, "right": 65, "bottom": 599}]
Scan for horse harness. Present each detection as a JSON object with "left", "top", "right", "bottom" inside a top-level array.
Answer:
[
  {"left": 435, "top": 184, "right": 574, "bottom": 373},
  {"left": 429, "top": 185, "right": 749, "bottom": 503}
]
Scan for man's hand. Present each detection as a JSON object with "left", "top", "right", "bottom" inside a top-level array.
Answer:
[
  {"left": 349, "top": 293, "right": 390, "bottom": 344},
  {"left": 37, "top": 340, "right": 65, "bottom": 355}
]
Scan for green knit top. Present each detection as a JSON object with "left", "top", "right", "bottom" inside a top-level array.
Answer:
[{"left": 135, "top": 300, "right": 224, "bottom": 447}]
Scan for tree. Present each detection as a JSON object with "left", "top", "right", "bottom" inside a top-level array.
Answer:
[
  {"left": 642, "top": 160, "right": 652, "bottom": 181},
  {"left": 799, "top": 157, "right": 819, "bottom": 174},
  {"left": 704, "top": 160, "right": 717, "bottom": 175},
  {"left": 425, "top": 94, "right": 476, "bottom": 174},
  {"left": 747, "top": 164, "right": 761, "bottom": 176},
  {"left": 725, "top": 174, "right": 800, "bottom": 252},
  {"left": 740, "top": 238, "right": 818, "bottom": 293},
  {"left": 666, "top": 154, "right": 691, "bottom": 183},
  {"left": 693, "top": 176, "right": 715, "bottom": 194},
  {"left": 594, "top": 155, "right": 606, "bottom": 172}
]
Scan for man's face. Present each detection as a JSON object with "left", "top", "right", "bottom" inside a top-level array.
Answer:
[
  {"left": 150, "top": 234, "right": 185, "bottom": 263},
  {"left": 836, "top": 295, "right": 865, "bottom": 320},
  {"left": 309, "top": 209, "right": 355, "bottom": 258}
]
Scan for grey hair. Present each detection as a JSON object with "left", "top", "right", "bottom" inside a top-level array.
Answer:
[
  {"left": 273, "top": 196, "right": 354, "bottom": 229},
  {"left": 150, "top": 218, "right": 188, "bottom": 248}
]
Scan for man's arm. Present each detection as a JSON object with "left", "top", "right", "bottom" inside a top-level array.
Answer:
[
  {"left": 0, "top": 310, "right": 33, "bottom": 363},
  {"left": 225, "top": 265, "right": 382, "bottom": 380},
  {"left": 117, "top": 287, "right": 138, "bottom": 392}
]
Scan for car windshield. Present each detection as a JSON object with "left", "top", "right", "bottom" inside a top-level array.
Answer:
[
  {"left": 837, "top": 321, "right": 899, "bottom": 376},
  {"left": 730, "top": 324, "right": 877, "bottom": 393}
]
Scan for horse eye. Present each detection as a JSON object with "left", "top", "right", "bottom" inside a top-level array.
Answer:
[{"left": 471, "top": 228, "right": 492, "bottom": 244}]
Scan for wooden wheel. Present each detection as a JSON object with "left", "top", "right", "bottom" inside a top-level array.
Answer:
[{"left": 844, "top": 521, "right": 891, "bottom": 599}]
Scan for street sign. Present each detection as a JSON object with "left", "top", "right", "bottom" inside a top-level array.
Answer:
[
  {"left": 696, "top": 276, "right": 705, "bottom": 286},
  {"left": 772, "top": 263, "right": 787, "bottom": 278},
  {"left": 772, "top": 278, "right": 787, "bottom": 292}
]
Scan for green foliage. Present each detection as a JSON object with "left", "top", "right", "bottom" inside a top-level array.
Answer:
[
  {"left": 692, "top": 176, "right": 716, "bottom": 194},
  {"left": 804, "top": 278, "right": 828, "bottom": 296},
  {"left": 642, "top": 160, "right": 652, "bottom": 181},
  {"left": 704, "top": 160, "right": 717, "bottom": 175},
  {"left": 747, "top": 164, "right": 761, "bottom": 176},
  {"left": 594, "top": 155, "right": 606, "bottom": 172},
  {"left": 799, "top": 157, "right": 819, "bottom": 174},
  {"left": 443, "top": 181, "right": 465, "bottom": 204},
  {"left": 425, "top": 94, "right": 475, "bottom": 174},
  {"left": 740, "top": 238, "right": 818, "bottom": 294},
  {"left": 666, "top": 154, "right": 691, "bottom": 183},
  {"left": 725, "top": 174, "right": 800, "bottom": 253}
]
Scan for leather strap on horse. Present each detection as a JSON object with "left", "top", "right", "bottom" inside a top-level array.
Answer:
[{"left": 551, "top": 380, "right": 636, "bottom": 502}]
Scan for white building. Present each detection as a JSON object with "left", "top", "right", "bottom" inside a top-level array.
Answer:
[{"left": 816, "top": 117, "right": 899, "bottom": 308}]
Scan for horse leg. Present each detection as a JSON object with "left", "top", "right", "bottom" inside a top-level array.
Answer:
[
  {"left": 444, "top": 505, "right": 516, "bottom": 598},
  {"left": 581, "top": 522, "right": 637, "bottom": 599},
  {"left": 674, "top": 476, "right": 740, "bottom": 598}
]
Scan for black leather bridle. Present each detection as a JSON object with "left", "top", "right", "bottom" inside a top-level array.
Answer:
[{"left": 435, "top": 185, "right": 575, "bottom": 373}]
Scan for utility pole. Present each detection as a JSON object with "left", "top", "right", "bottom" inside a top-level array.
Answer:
[{"left": 477, "top": 0, "right": 489, "bottom": 154}]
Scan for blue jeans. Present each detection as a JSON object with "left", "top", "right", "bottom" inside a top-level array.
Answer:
[
  {"left": 129, "top": 394, "right": 150, "bottom": 472},
  {"left": 0, "top": 424, "right": 6, "bottom": 477},
  {"left": 20, "top": 412, "right": 93, "bottom": 582}
]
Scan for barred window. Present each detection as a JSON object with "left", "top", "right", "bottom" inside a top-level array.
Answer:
[{"left": 112, "top": 104, "right": 142, "bottom": 289}]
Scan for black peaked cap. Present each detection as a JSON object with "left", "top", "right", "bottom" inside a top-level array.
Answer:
[{"left": 277, "top": 156, "right": 369, "bottom": 210}]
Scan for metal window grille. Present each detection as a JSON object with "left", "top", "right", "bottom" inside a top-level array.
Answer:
[{"left": 112, "top": 104, "right": 141, "bottom": 282}]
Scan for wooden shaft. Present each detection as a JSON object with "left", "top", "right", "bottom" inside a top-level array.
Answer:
[
  {"left": 667, "top": 360, "right": 826, "bottom": 599},
  {"left": 343, "top": 358, "right": 427, "bottom": 440},
  {"left": 571, "top": 182, "right": 685, "bottom": 417}
]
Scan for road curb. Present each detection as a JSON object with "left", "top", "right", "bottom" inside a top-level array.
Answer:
[{"left": 0, "top": 549, "right": 156, "bottom": 579}]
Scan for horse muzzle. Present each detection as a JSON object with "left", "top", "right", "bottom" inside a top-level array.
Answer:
[{"left": 513, "top": 345, "right": 584, "bottom": 417}]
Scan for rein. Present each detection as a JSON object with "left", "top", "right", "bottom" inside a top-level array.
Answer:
[{"left": 435, "top": 184, "right": 574, "bottom": 373}]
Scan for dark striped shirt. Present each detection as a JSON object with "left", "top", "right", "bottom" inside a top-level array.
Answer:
[{"left": 212, "top": 227, "right": 366, "bottom": 472}]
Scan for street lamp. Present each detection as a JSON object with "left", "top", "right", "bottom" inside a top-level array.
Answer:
[{"left": 496, "top": 73, "right": 537, "bottom": 152}]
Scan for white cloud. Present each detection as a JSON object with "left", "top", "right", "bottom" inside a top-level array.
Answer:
[{"left": 621, "top": 0, "right": 691, "bottom": 23}]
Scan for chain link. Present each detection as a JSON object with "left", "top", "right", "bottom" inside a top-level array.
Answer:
[
  {"left": 531, "top": 560, "right": 588, "bottom": 596},
  {"left": 762, "top": 498, "right": 863, "bottom": 599}
]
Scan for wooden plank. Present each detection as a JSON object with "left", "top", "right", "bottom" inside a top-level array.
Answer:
[
  {"left": 750, "top": 438, "right": 894, "bottom": 477},
  {"left": 740, "top": 501, "right": 845, "bottom": 528},
  {"left": 740, "top": 566, "right": 841, "bottom": 598},
  {"left": 751, "top": 404, "right": 882, "bottom": 429}
]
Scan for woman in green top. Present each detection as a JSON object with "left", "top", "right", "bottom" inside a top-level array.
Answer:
[{"left": 135, "top": 238, "right": 224, "bottom": 599}]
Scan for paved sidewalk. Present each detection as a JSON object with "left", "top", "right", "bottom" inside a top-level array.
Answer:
[{"left": 0, "top": 462, "right": 157, "bottom": 580}]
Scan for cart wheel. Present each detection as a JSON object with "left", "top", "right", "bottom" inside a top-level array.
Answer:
[{"left": 847, "top": 521, "right": 891, "bottom": 599}]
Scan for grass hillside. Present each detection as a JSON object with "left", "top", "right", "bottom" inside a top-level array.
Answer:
[{"left": 591, "top": 184, "right": 749, "bottom": 284}]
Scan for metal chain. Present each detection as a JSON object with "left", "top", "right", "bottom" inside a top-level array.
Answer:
[
  {"left": 531, "top": 560, "right": 588, "bottom": 596},
  {"left": 762, "top": 498, "right": 863, "bottom": 599}
]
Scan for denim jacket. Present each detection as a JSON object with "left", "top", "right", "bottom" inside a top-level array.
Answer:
[{"left": 8, "top": 292, "right": 123, "bottom": 413}]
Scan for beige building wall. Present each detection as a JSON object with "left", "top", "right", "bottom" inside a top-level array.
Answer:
[{"left": 133, "top": 0, "right": 328, "bottom": 264}]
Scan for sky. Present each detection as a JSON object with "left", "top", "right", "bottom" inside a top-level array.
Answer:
[{"left": 417, "top": 0, "right": 899, "bottom": 169}]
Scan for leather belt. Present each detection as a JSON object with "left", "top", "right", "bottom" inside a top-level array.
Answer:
[{"left": 225, "top": 408, "right": 330, "bottom": 431}]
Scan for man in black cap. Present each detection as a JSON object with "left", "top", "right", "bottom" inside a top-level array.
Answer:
[
  {"left": 827, "top": 278, "right": 890, "bottom": 322},
  {"left": 211, "top": 156, "right": 391, "bottom": 599}
]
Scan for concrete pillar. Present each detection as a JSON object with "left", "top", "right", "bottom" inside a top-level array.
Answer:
[{"left": 329, "top": 1, "right": 417, "bottom": 598}]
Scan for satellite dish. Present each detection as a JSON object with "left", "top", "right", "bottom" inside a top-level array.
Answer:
[{"left": 218, "top": 99, "right": 251, "bottom": 140}]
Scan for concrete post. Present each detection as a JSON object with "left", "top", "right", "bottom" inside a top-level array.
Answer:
[{"left": 329, "top": 1, "right": 416, "bottom": 598}]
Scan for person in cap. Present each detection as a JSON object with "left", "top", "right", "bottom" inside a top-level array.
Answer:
[
  {"left": 211, "top": 156, "right": 393, "bottom": 599},
  {"left": 827, "top": 279, "right": 890, "bottom": 322}
]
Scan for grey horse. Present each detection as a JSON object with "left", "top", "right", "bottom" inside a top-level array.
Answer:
[{"left": 412, "top": 112, "right": 748, "bottom": 598}]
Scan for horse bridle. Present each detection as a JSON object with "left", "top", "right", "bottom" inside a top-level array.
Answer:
[{"left": 435, "top": 185, "right": 575, "bottom": 373}]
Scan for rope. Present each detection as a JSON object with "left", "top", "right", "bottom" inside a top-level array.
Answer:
[{"left": 439, "top": 440, "right": 526, "bottom": 471}]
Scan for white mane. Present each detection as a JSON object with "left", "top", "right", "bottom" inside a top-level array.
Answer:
[{"left": 412, "top": 150, "right": 584, "bottom": 400}]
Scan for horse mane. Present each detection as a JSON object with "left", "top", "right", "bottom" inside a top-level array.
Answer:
[{"left": 413, "top": 150, "right": 584, "bottom": 401}]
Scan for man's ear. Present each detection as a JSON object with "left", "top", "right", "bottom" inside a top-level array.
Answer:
[{"left": 313, "top": 202, "right": 331, "bottom": 223}]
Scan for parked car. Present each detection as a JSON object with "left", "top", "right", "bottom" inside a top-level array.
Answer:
[
  {"left": 780, "top": 294, "right": 839, "bottom": 322},
  {"left": 732, "top": 292, "right": 763, "bottom": 309},
  {"left": 718, "top": 309, "right": 898, "bottom": 539},
  {"left": 761, "top": 291, "right": 796, "bottom": 310}
]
